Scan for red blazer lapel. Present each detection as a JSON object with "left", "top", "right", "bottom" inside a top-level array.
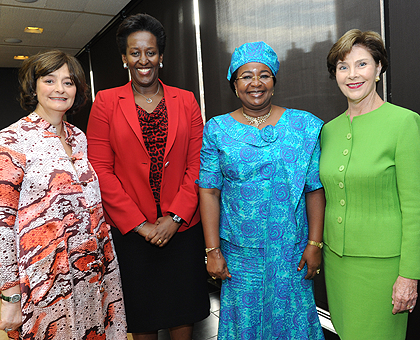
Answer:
[
  {"left": 119, "top": 82, "right": 148, "bottom": 154},
  {"left": 162, "top": 81, "right": 179, "bottom": 157}
]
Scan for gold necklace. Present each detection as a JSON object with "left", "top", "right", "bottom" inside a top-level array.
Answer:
[
  {"left": 242, "top": 107, "right": 272, "bottom": 127},
  {"left": 132, "top": 83, "right": 160, "bottom": 103}
]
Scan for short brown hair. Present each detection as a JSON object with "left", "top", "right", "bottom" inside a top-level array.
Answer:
[
  {"left": 18, "top": 50, "right": 89, "bottom": 115},
  {"left": 327, "top": 29, "right": 388, "bottom": 80}
]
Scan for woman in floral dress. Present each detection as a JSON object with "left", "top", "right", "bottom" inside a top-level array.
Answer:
[
  {"left": 198, "top": 41, "right": 325, "bottom": 339},
  {"left": 0, "top": 50, "right": 126, "bottom": 339}
]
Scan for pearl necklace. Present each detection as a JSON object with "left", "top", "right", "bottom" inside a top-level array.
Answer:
[
  {"left": 242, "top": 107, "right": 272, "bottom": 127},
  {"left": 132, "top": 83, "right": 160, "bottom": 103}
]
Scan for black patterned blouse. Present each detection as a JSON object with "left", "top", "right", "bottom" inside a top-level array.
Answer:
[{"left": 137, "top": 97, "right": 168, "bottom": 204}]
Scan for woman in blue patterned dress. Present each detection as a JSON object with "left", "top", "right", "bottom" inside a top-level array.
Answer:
[{"left": 198, "top": 42, "right": 325, "bottom": 339}]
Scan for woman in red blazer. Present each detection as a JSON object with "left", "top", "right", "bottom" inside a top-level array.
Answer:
[{"left": 86, "top": 13, "right": 209, "bottom": 340}]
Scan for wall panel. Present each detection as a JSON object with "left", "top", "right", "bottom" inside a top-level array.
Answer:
[
  {"left": 387, "top": 2, "right": 420, "bottom": 338},
  {"left": 199, "top": 0, "right": 382, "bottom": 123},
  {"left": 0, "top": 68, "right": 27, "bottom": 129},
  {"left": 74, "top": 0, "right": 199, "bottom": 131}
]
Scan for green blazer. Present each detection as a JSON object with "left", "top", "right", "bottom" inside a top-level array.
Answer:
[{"left": 320, "top": 102, "right": 420, "bottom": 279}]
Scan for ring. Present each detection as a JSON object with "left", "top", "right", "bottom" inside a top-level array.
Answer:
[
  {"left": 4, "top": 328, "right": 12, "bottom": 332},
  {"left": 316, "top": 269, "right": 321, "bottom": 274},
  {"left": 157, "top": 239, "right": 162, "bottom": 245},
  {"left": 211, "top": 276, "right": 217, "bottom": 280},
  {"left": 408, "top": 305, "right": 415, "bottom": 310}
]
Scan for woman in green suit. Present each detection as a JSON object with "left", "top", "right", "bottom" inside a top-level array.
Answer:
[{"left": 320, "top": 29, "right": 420, "bottom": 340}]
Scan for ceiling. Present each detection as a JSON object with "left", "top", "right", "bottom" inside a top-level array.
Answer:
[{"left": 0, "top": 0, "right": 132, "bottom": 68}]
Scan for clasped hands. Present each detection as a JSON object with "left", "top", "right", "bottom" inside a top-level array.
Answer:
[{"left": 135, "top": 215, "right": 181, "bottom": 247}]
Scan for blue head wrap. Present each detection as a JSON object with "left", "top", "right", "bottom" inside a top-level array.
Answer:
[{"left": 227, "top": 41, "right": 280, "bottom": 81}]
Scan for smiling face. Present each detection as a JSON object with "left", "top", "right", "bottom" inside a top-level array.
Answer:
[
  {"left": 234, "top": 62, "right": 274, "bottom": 112},
  {"left": 335, "top": 45, "right": 382, "bottom": 105},
  {"left": 122, "top": 30, "right": 163, "bottom": 89},
  {"left": 35, "top": 63, "right": 76, "bottom": 120}
]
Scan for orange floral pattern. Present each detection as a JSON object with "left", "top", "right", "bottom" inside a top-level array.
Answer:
[{"left": 0, "top": 113, "right": 126, "bottom": 339}]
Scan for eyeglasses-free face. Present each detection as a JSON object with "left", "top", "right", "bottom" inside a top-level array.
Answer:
[
  {"left": 122, "top": 30, "right": 163, "bottom": 90},
  {"left": 35, "top": 64, "right": 77, "bottom": 120},
  {"left": 335, "top": 45, "right": 381, "bottom": 107}
]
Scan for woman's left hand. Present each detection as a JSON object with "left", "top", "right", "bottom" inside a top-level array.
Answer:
[
  {"left": 392, "top": 276, "right": 418, "bottom": 314},
  {"left": 0, "top": 298, "right": 22, "bottom": 334},
  {"left": 298, "top": 245, "right": 322, "bottom": 280},
  {"left": 145, "top": 215, "right": 181, "bottom": 247}
]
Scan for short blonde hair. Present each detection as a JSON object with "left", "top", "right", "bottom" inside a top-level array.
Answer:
[{"left": 327, "top": 29, "right": 388, "bottom": 80}]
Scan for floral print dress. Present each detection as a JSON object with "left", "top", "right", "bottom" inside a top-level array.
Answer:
[
  {"left": 0, "top": 113, "right": 127, "bottom": 339},
  {"left": 198, "top": 109, "right": 325, "bottom": 339}
]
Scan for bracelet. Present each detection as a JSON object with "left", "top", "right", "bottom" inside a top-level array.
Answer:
[
  {"left": 132, "top": 221, "right": 146, "bottom": 233},
  {"left": 205, "top": 247, "right": 220, "bottom": 254},
  {"left": 308, "top": 240, "right": 323, "bottom": 249}
]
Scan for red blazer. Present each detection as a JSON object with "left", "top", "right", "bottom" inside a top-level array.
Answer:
[{"left": 86, "top": 81, "right": 203, "bottom": 235}]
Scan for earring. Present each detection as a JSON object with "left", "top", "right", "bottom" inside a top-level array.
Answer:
[
  {"left": 32, "top": 93, "right": 36, "bottom": 97},
  {"left": 272, "top": 91, "right": 274, "bottom": 96},
  {"left": 123, "top": 63, "right": 128, "bottom": 69},
  {"left": 375, "top": 75, "right": 380, "bottom": 82},
  {"left": 159, "top": 62, "right": 164, "bottom": 69},
  {"left": 235, "top": 89, "right": 239, "bottom": 98}
]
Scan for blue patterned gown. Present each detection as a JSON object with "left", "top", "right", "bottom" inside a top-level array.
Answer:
[{"left": 198, "top": 109, "right": 325, "bottom": 340}]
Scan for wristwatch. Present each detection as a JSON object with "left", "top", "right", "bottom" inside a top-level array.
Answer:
[
  {"left": 171, "top": 214, "right": 182, "bottom": 223},
  {"left": 1, "top": 293, "right": 21, "bottom": 303}
]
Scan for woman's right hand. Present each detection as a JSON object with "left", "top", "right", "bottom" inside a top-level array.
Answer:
[
  {"left": 135, "top": 221, "right": 159, "bottom": 238},
  {"left": 207, "top": 248, "right": 231, "bottom": 280}
]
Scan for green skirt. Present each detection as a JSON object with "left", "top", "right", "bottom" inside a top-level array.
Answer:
[{"left": 323, "top": 245, "right": 408, "bottom": 340}]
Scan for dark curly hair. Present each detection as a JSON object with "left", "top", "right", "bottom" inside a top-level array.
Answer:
[
  {"left": 116, "top": 13, "right": 166, "bottom": 56},
  {"left": 327, "top": 29, "right": 388, "bottom": 80},
  {"left": 18, "top": 50, "right": 89, "bottom": 115}
]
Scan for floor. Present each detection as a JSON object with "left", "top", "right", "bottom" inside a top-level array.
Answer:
[
  {"left": 1, "top": 279, "right": 339, "bottom": 340},
  {"left": 128, "top": 277, "right": 340, "bottom": 340}
]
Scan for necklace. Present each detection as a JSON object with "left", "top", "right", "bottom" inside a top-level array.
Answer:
[
  {"left": 242, "top": 107, "right": 272, "bottom": 127},
  {"left": 132, "top": 83, "right": 160, "bottom": 104}
]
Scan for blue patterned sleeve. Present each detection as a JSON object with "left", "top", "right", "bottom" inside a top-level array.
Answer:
[
  {"left": 197, "top": 120, "right": 223, "bottom": 190},
  {"left": 304, "top": 137, "right": 323, "bottom": 193}
]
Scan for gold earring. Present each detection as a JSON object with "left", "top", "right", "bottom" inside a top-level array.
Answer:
[
  {"left": 235, "top": 89, "right": 239, "bottom": 98},
  {"left": 375, "top": 76, "right": 380, "bottom": 82}
]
